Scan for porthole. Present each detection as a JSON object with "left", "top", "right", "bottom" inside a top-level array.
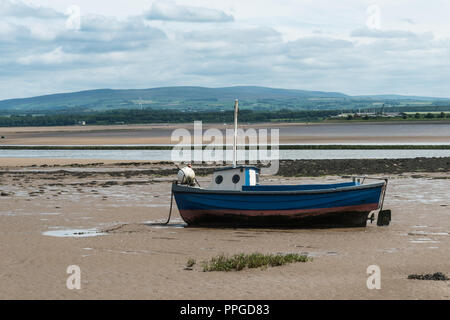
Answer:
[
  {"left": 232, "top": 174, "right": 240, "bottom": 184},
  {"left": 215, "top": 175, "right": 223, "bottom": 184}
]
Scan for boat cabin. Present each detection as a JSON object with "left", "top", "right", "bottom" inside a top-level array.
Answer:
[{"left": 208, "top": 166, "right": 260, "bottom": 191}]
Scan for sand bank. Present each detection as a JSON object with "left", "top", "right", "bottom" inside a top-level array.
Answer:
[
  {"left": 1, "top": 122, "right": 449, "bottom": 145},
  {"left": 0, "top": 162, "right": 449, "bottom": 299}
]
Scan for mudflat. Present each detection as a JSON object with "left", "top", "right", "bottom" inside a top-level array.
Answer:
[
  {"left": 0, "top": 162, "right": 449, "bottom": 299},
  {"left": 1, "top": 122, "right": 449, "bottom": 145}
]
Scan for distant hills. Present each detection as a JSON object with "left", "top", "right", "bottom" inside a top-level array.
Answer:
[
  {"left": 0, "top": 86, "right": 449, "bottom": 114},
  {"left": 354, "top": 94, "right": 450, "bottom": 100}
]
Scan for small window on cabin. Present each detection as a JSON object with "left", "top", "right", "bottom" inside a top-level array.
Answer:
[
  {"left": 232, "top": 174, "right": 240, "bottom": 184},
  {"left": 215, "top": 175, "right": 223, "bottom": 184}
]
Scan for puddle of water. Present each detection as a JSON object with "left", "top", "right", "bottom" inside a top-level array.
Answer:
[
  {"left": 119, "top": 250, "right": 153, "bottom": 255},
  {"left": 42, "top": 228, "right": 106, "bottom": 238},
  {"left": 108, "top": 203, "right": 168, "bottom": 208},
  {"left": 382, "top": 248, "right": 398, "bottom": 254},
  {"left": 298, "top": 251, "right": 339, "bottom": 257},
  {"left": 145, "top": 223, "right": 186, "bottom": 229},
  {"left": 408, "top": 231, "right": 449, "bottom": 236},
  {"left": 0, "top": 212, "right": 16, "bottom": 216},
  {"left": 144, "top": 204, "right": 169, "bottom": 208},
  {"left": 144, "top": 219, "right": 186, "bottom": 228},
  {"left": 410, "top": 237, "right": 440, "bottom": 244}
]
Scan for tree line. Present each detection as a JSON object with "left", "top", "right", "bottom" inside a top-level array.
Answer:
[{"left": 0, "top": 109, "right": 341, "bottom": 127}]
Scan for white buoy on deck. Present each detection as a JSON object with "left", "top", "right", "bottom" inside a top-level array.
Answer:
[{"left": 177, "top": 165, "right": 196, "bottom": 185}]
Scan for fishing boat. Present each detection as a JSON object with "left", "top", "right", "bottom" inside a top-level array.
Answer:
[{"left": 171, "top": 100, "right": 390, "bottom": 228}]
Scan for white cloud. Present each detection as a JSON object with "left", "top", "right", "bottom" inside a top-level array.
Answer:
[
  {"left": 17, "top": 46, "right": 76, "bottom": 65},
  {"left": 1, "top": 0, "right": 450, "bottom": 99},
  {"left": 366, "top": 5, "right": 381, "bottom": 30},
  {"left": 0, "top": 0, "right": 63, "bottom": 18},
  {"left": 351, "top": 27, "right": 419, "bottom": 39},
  {"left": 65, "top": 5, "right": 81, "bottom": 31},
  {"left": 145, "top": 1, "right": 233, "bottom": 23},
  {"left": 56, "top": 16, "right": 166, "bottom": 53}
]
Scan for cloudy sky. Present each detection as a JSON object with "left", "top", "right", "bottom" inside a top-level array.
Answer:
[{"left": 1, "top": 0, "right": 450, "bottom": 100}]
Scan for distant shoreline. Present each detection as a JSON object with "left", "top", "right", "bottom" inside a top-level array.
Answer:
[
  {"left": 1, "top": 144, "right": 449, "bottom": 150},
  {"left": 1, "top": 119, "right": 450, "bottom": 130}
]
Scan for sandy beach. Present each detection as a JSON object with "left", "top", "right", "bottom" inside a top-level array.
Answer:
[
  {"left": 3, "top": 0, "right": 450, "bottom": 303},
  {"left": 1, "top": 122, "right": 450, "bottom": 145},
  {"left": 0, "top": 161, "right": 449, "bottom": 299}
]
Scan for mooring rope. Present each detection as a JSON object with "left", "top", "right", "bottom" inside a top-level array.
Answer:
[
  {"left": 163, "top": 188, "right": 174, "bottom": 225},
  {"left": 148, "top": 164, "right": 195, "bottom": 226},
  {"left": 149, "top": 164, "right": 183, "bottom": 226},
  {"left": 146, "top": 184, "right": 175, "bottom": 226}
]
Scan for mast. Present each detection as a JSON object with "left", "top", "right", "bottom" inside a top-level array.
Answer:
[{"left": 233, "top": 99, "right": 239, "bottom": 168}]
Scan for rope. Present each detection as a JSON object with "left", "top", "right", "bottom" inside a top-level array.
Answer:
[
  {"left": 148, "top": 163, "right": 197, "bottom": 227},
  {"left": 148, "top": 164, "right": 180, "bottom": 226},
  {"left": 147, "top": 185, "right": 174, "bottom": 226},
  {"left": 164, "top": 188, "right": 174, "bottom": 225}
]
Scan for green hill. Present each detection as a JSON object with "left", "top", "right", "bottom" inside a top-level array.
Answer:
[
  {"left": 0, "top": 86, "right": 449, "bottom": 114},
  {"left": 0, "top": 86, "right": 348, "bottom": 113}
]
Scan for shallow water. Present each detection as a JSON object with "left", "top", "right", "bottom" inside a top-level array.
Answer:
[
  {"left": 42, "top": 228, "right": 106, "bottom": 238},
  {"left": 144, "top": 219, "right": 186, "bottom": 229},
  {"left": 1, "top": 148, "right": 450, "bottom": 160}
]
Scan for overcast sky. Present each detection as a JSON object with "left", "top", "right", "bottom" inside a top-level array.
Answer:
[{"left": 1, "top": 0, "right": 450, "bottom": 100}]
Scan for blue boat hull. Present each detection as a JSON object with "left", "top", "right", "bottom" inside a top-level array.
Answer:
[{"left": 172, "top": 182, "right": 386, "bottom": 228}]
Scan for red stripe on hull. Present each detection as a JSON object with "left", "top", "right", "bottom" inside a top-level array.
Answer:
[
  {"left": 180, "top": 203, "right": 378, "bottom": 220},
  {"left": 178, "top": 204, "right": 379, "bottom": 228}
]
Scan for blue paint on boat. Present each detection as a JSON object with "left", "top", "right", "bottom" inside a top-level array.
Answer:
[
  {"left": 174, "top": 183, "right": 382, "bottom": 212},
  {"left": 172, "top": 180, "right": 386, "bottom": 228},
  {"left": 244, "top": 168, "right": 250, "bottom": 186},
  {"left": 242, "top": 182, "right": 358, "bottom": 191}
]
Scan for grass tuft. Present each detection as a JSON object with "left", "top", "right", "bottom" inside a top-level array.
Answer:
[
  {"left": 202, "top": 252, "right": 310, "bottom": 272},
  {"left": 186, "top": 258, "right": 196, "bottom": 268}
]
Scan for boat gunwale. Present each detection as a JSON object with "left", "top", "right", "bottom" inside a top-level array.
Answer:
[
  {"left": 172, "top": 181, "right": 386, "bottom": 196},
  {"left": 214, "top": 165, "right": 261, "bottom": 172}
]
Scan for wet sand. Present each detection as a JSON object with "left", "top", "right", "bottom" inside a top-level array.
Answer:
[
  {"left": 0, "top": 158, "right": 153, "bottom": 167},
  {"left": 1, "top": 122, "right": 449, "bottom": 145},
  {"left": 0, "top": 163, "right": 449, "bottom": 299}
]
